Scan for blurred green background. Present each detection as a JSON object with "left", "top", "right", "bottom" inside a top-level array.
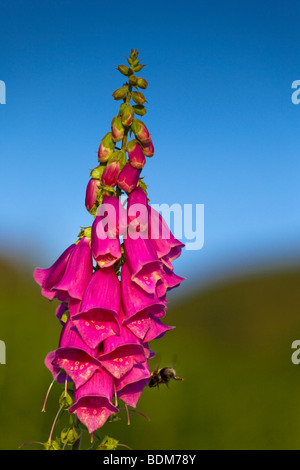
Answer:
[{"left": 1, "top": 257, "right": 300, "bottom": 450}]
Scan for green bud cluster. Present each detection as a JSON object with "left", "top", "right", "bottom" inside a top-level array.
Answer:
[{"left": 87, "top": 48, "right": 153, "bottom": 216}]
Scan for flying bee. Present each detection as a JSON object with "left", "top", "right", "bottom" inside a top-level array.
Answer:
[{"left": 148, "top": 367, "right": 183, "bottom": 389}]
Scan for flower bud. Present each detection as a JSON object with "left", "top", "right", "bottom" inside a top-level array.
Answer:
[
  {"left": 111, "top": 116, "right": 125, "bottom": 142},
  {"left": 131, "top": 119, "right": 151, "bottom": 143},
  {"left": 85, "top": 178, "right": 100, "bottom": 211},
  {"left": 133, "top": 64, "right": 146, "bottom": 73},
  {"left": 141, "top": 138, "right": 154, "bottom": 157},
  {"left": 131, "top": 91, "right": 147, "bottom": 105},
  {"left": 127, "top": 139, "right": 146, "bottom": 169},
  {"left": 117, "top": 65, "right": 130, "bottom": 76},
  {"left": 102, "top": 151, "right": 126, "bottom": 187},
  {"left": 112, "top": 87, "right": 127, "bottom": 101},
  {"left": 133, "top": 105, "right": 147, "bottom": 116},
  {"left": 137, "top": 77, "right": 148, "bottom": 89},
  {"left": 117, "top": 163, "right": 140, "bottom": 193},
  {"left": 129, "top": 75, "right": 138, "bottom": 86},
  {"left": 121, "top": 105, "right": 134, "bottom": 127},
  {"left": 98, "top": 132, "right": 115, "bottom": 162}
]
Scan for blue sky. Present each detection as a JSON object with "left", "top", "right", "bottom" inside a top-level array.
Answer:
[{"left": 0, "top": 0, "right": 299, "bottom": 288}]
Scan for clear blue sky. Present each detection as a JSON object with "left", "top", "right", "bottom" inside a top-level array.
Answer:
[{"left": 0, "top": 0, "right": 299, "bottom": 287}]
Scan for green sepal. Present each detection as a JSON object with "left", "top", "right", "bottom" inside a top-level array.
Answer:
[
  {"left": 78, "top": 226, "right": 92, "bottom": 239},
  {"left": 96, "top": 435, "right": 119, "bottom": 451},
  {"left": 90, "top": 164, "right": 105, "bottom": 179},
  {"left": 59, "top": 391, "right": 73, "bottom": 410},
  {"left": 44, "top": 438, "right": 61, "bottom": 450},
  {"left": 60, "top": 426, "right": 81, "bottom": 444}
]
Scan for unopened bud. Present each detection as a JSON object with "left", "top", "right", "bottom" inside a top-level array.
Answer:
[
  {"left": 121, "top": 105, "right": 135, "bottom": 127},
  {"left": 131, "top": 119, "right": 151, "bottom": 143},
  {"left": 102, "top": 151, "right": 126, "bottom": 187},
  {"left": 129, "top": 75, "right": 138, "bottom": 86},
  {"left": 137, "top": 77, "right": 148, "bottom": 89},
  {"left": 117, "top": 65, "right": 130, "bottom": 76},
  {"left": 117, "top": 162, "right": 140, "bottom": 193},
  {"left": 112, "top": 87, "right": 127, "bottom": 100},
  {"left": 111, "top": 116, "right": 125, "bottom": 142},
  {"left": 133, "top": 64, "right": 146, "bottom": 73},
  {"left": 131, "top": 91, "right": 147, "bottom": 105},
  {"left": 85, "top": 178, "right": 100, "bottom": 211},
  {"left": 141, "top": 138, "right": 154, "bottom": 157},
  {"left": 127, "top": 139, "right": 146, "bottom": 169},
  {"left": 133, "top": 105, "right": 147, "bottom": 116},
  {"left": 98, "top": 132, "right": 115, "bottom": 162}
]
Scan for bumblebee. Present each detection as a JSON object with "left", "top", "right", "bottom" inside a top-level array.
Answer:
[{"left": 148, "top": 367, "right": 183, "bottom": 388}]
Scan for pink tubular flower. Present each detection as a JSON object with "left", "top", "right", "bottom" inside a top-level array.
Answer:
[
  {"left": 91, "top": 215, "right": 121, "bottom": 268},
  {"left": 127, "top": 186, "right": 149, "bottom": 236},
  {"left": 117, "top": 163, "right": 140, "bottom": 193},
  {"left": 121, "top": 261, "right": 165, "bottom": 322},
  {"left": 53, "top": 236, "right": 93, "bottom": 303},
  {"left": 48, "top": 319, "right": 102, "bottom": 389},
  {"left": 69, "top": 369, "right": 119, "bottom": 434},
  {"left": 115, "top": 362, "right": 151, "bottom": 408},
  {"left": 148, "top": 206, "right": 185, "bottom": 271},
  {"left": 33, "top": 244, "right": 76, "bottom": 301},
  {"left": 85, "top": 178, "right": 100, "bottom": 212},
  {"left": 72, "top": 267, "right": 120, "bottom": 348},
  {"left": 96, "top": 194, "right": 128, "bottom": 239},
  {"left": 123, "top": 235, "right": 164, "bottom": 295},
  {"left": 98, "top": 322, "right": 146, "bottom": 379}
]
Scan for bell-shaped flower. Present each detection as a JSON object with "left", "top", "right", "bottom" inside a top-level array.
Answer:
[
  {"left": 121, "top": 262, "right": 165, "bottom": 322},
  {"left": 148, "top": 206, "right": 185, "bottom": 271},
  {"left": 91, "top": 214, "right": 121, "bottom": 268},
  {"left": 72, "top": 267, "right": 120, "bottom": 348},
  {"left": 127, "top": 186, "right": 148, "bottom": 236},
  {"left": 98, "top": 308, "right": 146, "bottom": 380},
  {"left": 33, "top": 244, "right": 76, "bottom": 301},
  {"left": 69, "top": 369, "right": 118, "bottom": 434},
  {"left": 50, "top": 319, "right": 102, "bottom": 389},
  {"left": 156, "top": 266, "right": 186, "bottom": 299},
  {"left": 143, "top": 315, "right": 174, "bottom": 343},
  {"left": 115, "top": 362, "right": 151, "bottom": 408},
  {"left": 53, "top": 237, "right": 93, "bottom": 303},
  {"left": 123, "top": 234, "right": 164, "bottom": 295}
]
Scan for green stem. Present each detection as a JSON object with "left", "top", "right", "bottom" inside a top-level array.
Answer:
[{"left": 121, "top": 84, "right": 132, "bottom": 152}]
